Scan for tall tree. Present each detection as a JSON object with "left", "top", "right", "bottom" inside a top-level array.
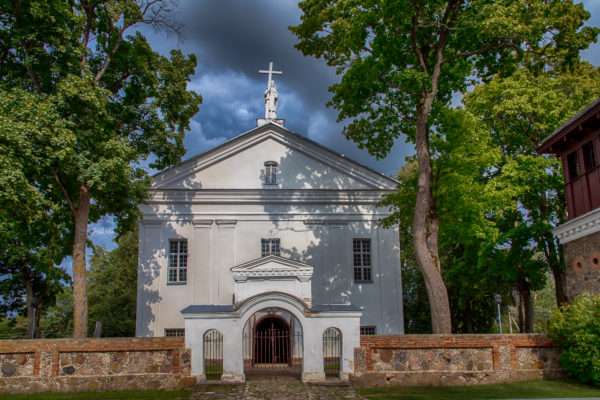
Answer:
[
  {"left": 0, "top": 0, "right": 201, "bottom": 337},
  {"left": 382, "top": 108, "right": 515, "bottom": 332},
  {"left": 464, "top": 63, "right": 600, "bottom": 308},
  {"left": 291, "top": 0, "right": 598, "bottom": 332}
]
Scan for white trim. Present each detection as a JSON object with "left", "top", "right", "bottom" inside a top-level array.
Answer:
[
  {"left": 146, "top": 189, "right": 391, "bottom": 205},
  {"left": 553, "top": 208, "right": 600, "bottom": 244}
]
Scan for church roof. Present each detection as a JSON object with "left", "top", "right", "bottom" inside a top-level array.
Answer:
[{"left": 151, "top": 122, "right": 399, "bottom": 190}]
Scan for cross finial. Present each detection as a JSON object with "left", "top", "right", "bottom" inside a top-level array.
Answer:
[{"left": 259, "top": 61, "right": 282, "bottom": 88}]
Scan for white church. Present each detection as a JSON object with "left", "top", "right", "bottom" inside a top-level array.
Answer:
[{"left": 136, "top": 63, "right": 403, "bottom": 382}]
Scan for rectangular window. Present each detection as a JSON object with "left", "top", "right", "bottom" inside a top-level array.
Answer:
[
  {"left": 583, "top": 141, "right": 597, "bottom": 171},
  {"left": 567, "top": 151, "right": 580, "bottom": 181},
  {"left": 264, "top": 162, "right": 278, "bottom": 184},
  {"left": 360, "top": 326, "right": 376, "bottom": 335},
  {"left": 261, "top": 238, "right": 280, "bottom": 256},
  {"left": 165, "top": 328, "right": 185, "bottom": 337},
  {"left": 353, "top": 239, "right": 372, "bottom": 282},
  {"left": 168, "top": 239, "right": 188, "bottom": 283}
]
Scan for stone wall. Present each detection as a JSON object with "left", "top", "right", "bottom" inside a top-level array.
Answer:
[
  {"left": 0, "top": 337, "right": 193, "bottom": 394},
  {"left": 352, "top": 334, "right": 564, "bottom": 387},
  {"left": 563, "top": 230, "right": 600, "bottom": 300}
]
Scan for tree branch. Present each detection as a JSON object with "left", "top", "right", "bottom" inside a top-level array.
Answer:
[{"left": 50, "top": 166, "right": 76, "bottom": 214}]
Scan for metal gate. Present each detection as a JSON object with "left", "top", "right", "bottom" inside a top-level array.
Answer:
[
  {"left": 323, "top": 327, "right": 341, "bottom": 378},
  {"left": 243, "top": 313, "right": 303, "bottom": 377},
  {"left": 203, "top": 329, "right": 223, "bottom": 380}
]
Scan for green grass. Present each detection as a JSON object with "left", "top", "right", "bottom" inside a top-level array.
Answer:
[
  {"left": 358, "top": 380, "right": 600, "bottom": 400},
  {"left": 0, "top": 390, "right": 193, "bottom": 400}
]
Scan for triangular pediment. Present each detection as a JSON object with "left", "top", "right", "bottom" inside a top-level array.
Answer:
[
  {"left": 231, "top": 255, "right": 313, "bottom": 282},
  {"left": 151, "top": 123, "right": 397, "bottom": 191}
]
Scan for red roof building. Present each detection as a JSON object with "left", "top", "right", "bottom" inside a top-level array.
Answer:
[{"left": 538, "top": 98, "right": 600, "bottom": 300}]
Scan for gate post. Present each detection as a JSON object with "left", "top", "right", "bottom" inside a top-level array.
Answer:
[
  {"left": 221, "top": 321, "right": 245, "bottom": 382},
  {"left": 301, "top": 320, "right": 325, "bottom": 382}
]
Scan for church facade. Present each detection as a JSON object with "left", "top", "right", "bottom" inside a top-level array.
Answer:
[{"left": 135, "top": 66, "right": 403, "bottom": 381}]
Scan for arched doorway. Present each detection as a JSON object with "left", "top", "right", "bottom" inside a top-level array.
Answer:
[
  {"left": 254, "top": 315, "right": 290, "bottom": 364},
  {"left": 242, "top": 307, "right": 303, "bottom": 378}
]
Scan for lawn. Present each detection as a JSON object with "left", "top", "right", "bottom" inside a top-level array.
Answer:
[
  {"left": 358, "top": 380, "right": 600, "bottom": 400},
  {"left": 0, "top": 390, "right": 193, "bottom": 400}
]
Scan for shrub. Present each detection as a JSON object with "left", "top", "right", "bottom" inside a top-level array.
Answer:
[{"left": 548, "top": 293, "right": 600, "bottom": 386}]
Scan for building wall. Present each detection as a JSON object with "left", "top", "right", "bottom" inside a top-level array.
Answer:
[
  {"left": 563, "top": 229, "right": 600, "bottom": 300},
  {"left": 137, "top": 212, "right": 403, "bottom": 336},
  {"left": 0, "top": 338, "right": 192, "bottom": 394},
  {"left": 353, "top": 334, "right": 564, "bottom": 387}
]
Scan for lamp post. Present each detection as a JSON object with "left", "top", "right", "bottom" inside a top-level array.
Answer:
[
  {"left": 30, "top": 297, "right": 39, "bottom": 339},
  {"left": 495, "top": 294, "right": 502, "bottom": 334}
]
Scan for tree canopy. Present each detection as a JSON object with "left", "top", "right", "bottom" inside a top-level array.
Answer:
[
  {"left": 291, "top": 0, "right": 598, "bottom": 333},
  {"left": 0, "top": 0, "right": 201, "bottom": 337}
]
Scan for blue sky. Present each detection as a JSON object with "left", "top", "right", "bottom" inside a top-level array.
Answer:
[{"left": 83, "top": 0, "right": 600, "bottom": 261}]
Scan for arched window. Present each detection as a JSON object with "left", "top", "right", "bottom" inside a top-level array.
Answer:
[{"left": 264, "top": 161, "right": 278, "bottom": 185}]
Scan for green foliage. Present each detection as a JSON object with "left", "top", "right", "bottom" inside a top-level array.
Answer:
[
  {"left": 0, "top": 1, "right": 201, "bottom": 336},
  {"left": 0, "top": 316, "right": 28, "bottom": 340},
  {"left": 39, "top": 287, "right": 74, "bottom": 338},
  {"left": 548, "top": 294, "right": 600, "bottom": 386},
  {"left": 87, "top": 230, "right": 138, "bottom": 337},
  {"left": 291, "top": 0, "right": 598, "bottom": 158}
]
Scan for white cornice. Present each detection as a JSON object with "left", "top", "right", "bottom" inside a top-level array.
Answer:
[
  {"left": 145, "top": 189, "right": 391, "bottom": 205},
  {"left": 553, "top": 208, "right": 600, "bottom": 244}
]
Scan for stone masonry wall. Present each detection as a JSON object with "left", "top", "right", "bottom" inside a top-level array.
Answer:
[
  {"left": 563, "top": 230, "right": 600, "bottom": 300},
  {"left": 0, "top": 337, "right": 193, "bottom": 394},
  {"left": 352, "top": 334, "right": 563, "bottom": 387}
]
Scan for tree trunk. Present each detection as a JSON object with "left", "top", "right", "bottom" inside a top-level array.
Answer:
[
  {"left": 413, "top": 96, "right": 452, "bottom": 334},
  {"left": 517, "top": 278, "right": 535, "bottom": 333},
  {"left": 72, "top": 183, "right": 91, "bottom": 339}
]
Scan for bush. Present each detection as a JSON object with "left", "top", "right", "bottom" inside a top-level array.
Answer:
[{"left": 548, "top": 293, "right": 600, "bottom": 386}]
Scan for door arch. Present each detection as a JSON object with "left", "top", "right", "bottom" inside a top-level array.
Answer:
[{"left": 242, "top": 307, "right": 303, "bottom": 377}]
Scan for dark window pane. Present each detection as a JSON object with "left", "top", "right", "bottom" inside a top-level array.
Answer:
[
  {"left": 567, "top": 151, "right": 579, "bottom": 180},
  {"left": 583, "top": 141, "right": 597, "bottom": 171}
]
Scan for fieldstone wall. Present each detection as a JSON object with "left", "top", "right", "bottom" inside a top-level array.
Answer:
[
  {"left": 0, "top": 337, "right": 194, "bottom": 394},
  {"left": 563, "top": 230, "right": 600, "bottom": 300},
  {"left": 352, "top": 334, "right": 564, "bottom": 387}
]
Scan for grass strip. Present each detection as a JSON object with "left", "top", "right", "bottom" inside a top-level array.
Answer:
[
  {"left": 0, "top": 389, "right": 193, "bottom": 400},
  {"left": 357, "top": 380, "right": 600, "bottom": 400}
]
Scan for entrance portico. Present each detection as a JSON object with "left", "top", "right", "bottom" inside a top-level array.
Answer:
[{"left": 182, "top": 256, "right": 362, "bottom": 382}]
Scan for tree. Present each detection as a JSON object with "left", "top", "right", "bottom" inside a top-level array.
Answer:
[
  {"left": 464, "top": 63, "right": 600, "bottom": 308},
  {"left": 0, "top": 1, "right": 201, "bottom": 338},
  {"left": 87, "top": 229, "right": 138, "bottom": 337},
  {"left": 382, "top": 108, "right": 515, "bottom": 332},
  {"left": 291, "top": 0, "right": 598, "bottom": 333},
  {"left": 0, "top": 91, "right": 71, "bottom": 337}
]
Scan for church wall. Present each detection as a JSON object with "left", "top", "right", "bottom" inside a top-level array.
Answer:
[{"left": 137, "top": 203, "right": 404, "bottom": 336}]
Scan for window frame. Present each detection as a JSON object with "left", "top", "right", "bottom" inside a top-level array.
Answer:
[
  {"left": 168, "top": 239, "right": 188, "bottom": 284},
  {"left": 353, "top": 238, "right": 373, "bottom": 283},
  {"left": 261, "top": 238, "right": 281, "bottom": 257},
  {"left": 164, "top": 328, "right": 185, "bottom": 337},
  {"left": 264, "top": 161, "right": 278, "bottom": 185},
  {"left": 360, "top": 326, "right": 376, "bottom": 335}
]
